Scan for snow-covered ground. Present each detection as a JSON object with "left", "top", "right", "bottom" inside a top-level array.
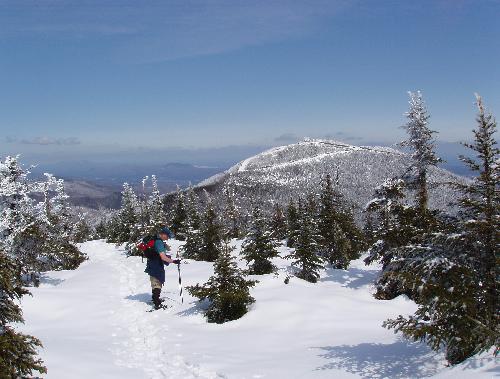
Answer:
[{"left": 19, "top": 240, "right": 498, "bottom": 378}]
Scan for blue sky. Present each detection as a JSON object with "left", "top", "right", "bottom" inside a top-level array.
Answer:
[{"left": 1, "top": 0, "right": 499, "bottom": 165}]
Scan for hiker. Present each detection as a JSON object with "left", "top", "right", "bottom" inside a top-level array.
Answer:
[{"left": 144, "top": 226, "right": 181, "bottom": 310}]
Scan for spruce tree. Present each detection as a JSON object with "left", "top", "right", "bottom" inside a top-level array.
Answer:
[
  {"left": 222, "top": 185, "right": 241, "bottom": 239},
  {"left": 171, "top": 186, "right": 188, "bottom": 240},
  {"left": 456, "top": 94, "right": 499, "bottom": 320},
  {"left": 286, "top": 199, "right": 300, "bottom": 248},
  {"left": 399, "top": 91, "right": 441, "bottom": 218},
  {"left": 317, "top": 174, "right": 346, "bottom": 267},
  {"left": 383, "top": 94, "right": 500, "bottom": 365},
  {"left": 35, "top": 174, "right": 86, "bottom": 272},
  {"left": 0, "top": 251, "right": 46, "bottom": 377},
  {"left": 363, "top": 178, "right": 430, "bottom": 299},
  {"left": 146, "top": 175, "right": 167, "bottom": 234},
  {"left": 187, "top": 241, "right": 257, "bottom": 323},
  {"left": 71, "top": 213, "right": 92, "bottom": 243},
  {"left": 116, "top": 183, "right": 139, "bottom": 243},
  {"left": 286, "top": 206, "right": 324, "bottom": 283},
  {"left": 94, "top": 219, "right": 108, "bottom": 240},
  {"left": 0, "top": 156, "right": 38, "bottom": 275},
  {"left": 270, "top": 203, "right": 287, "bottom": 241},
  {"left": 317, "top": 174, "right": 364, "bottom": 269},
  {"left": 198, "top": 192, "right": 223, "bottom": 262},
  {"left": 185, "top": 184, "right": 200, "bottom": 230},
  {"left": 180, "top": 186, "right": 202, "bottom": 260},
  {"left": 241, "top": 206, "right": 280, "bottom": 274}
]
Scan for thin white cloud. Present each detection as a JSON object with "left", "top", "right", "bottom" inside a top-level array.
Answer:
[
  {"left": 274, "top": 133, "right": 300, "bottom": 143},
  {"left": 0, "top": 1, "right": 353, "bottom": 62},
  {"left": 6, "top": 136, "right": 82, "bottom": 146}
]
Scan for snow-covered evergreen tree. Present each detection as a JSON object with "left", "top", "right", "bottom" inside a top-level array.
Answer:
[
  {"left": 0, "top": 250, "right": 46, "bottom": 377},
  {"left": 364, "top": 178, "right": 407, "bottom": 268},
  {"left": 185, "top": 184, "right": 201, "bottom": 230},
  {"left": 383, "top": 94, "right": 500, "bottom": 365},
  {"left": 286, "top": 199, "right": 300, "bottom": 248},
  {"left": 187, "top": 241, "right": 257, "bottom": 323},
  {"left": 270, "top": 203, "right": 287, "bottom": 241},
  {"left": 94, "top": 219, "right": 108, "bottom": 239},
  {"left": 456, "top": 93, "right": 499, "bottom": 317},
  {"left": 35, "top": 174, "right": 86, "bottom": 271},
  {"left": 317, "top": 174, "right": 362, "bottom": 269},
  {"left": 180, "top": 185, "right": 202, "bottom": 259},
  {"left": 0, "top": 156, "right": 37, "bottom": 273},
  {"left": 146, "top": 175, "right": 167, "bottom": 233},
  {"left": 72, "top": 212, "right": 92, "bottom": 243},
  {"left": 114, "top": 183, "right": 139, "bottom": 244},
  {"left": 286, "top": 205, "right": 324, "bottom": 283},
  {"left": 222, "top": 185, "right": 241, "bottom": 239},
  {"left": 363, "top": 177, "right": 434, "bottom": 299},
  {"left": 399, "top": 91, "right": 441, "bottom": 217},
  {"left": 170, "top": 186, "right": 188, "bottom": 240},
  {"left": 241, "top": 206, "right": 280, "bottom": 274},
  {"left": 198, "top": 192, "right": 223, "bottom": 262}
]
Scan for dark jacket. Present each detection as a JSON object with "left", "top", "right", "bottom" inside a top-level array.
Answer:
[{"left": 144, "top": 238, "right": 169, "bottom": 284}]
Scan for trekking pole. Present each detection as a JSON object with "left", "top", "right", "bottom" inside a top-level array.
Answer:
[{"left": 177, "top": 263, "right": 184, "bottom": 304}]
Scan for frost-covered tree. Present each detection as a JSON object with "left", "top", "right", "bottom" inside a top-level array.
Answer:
[
  {"left": 383, "top": 95, "right": 500, "bottom": 365},
  {"left": 317, "top": 174, "right": 363, "bottom": 269},
  {"left": 0, "top": 251, "right": 46, "bottom": 377},
  {"left": 180, "top": 186, "right": 202, "bottom": 259},
  {"left": 364, "top": 178, "right": 407, "bottom": 268},
  {"left": 399, "top": 91, "right": 441, "bottom": 217},
  {"left": 170, "top": 186, "right": 188, "bottom": 240},
  {"left": 72, "top": 212, "right": 92, "bottom": 243},
  {"left": 241, "top": 206, "right": 280, "bottom": 274},
  {"left": 147, "top": 175, "right": 167, "bottom": 233},
  {"left": 270, "top": 203, "right": 287, "bottom": 241},
  {"left": 222, "top": 185, "right": 241, "bottom": 239},
  {"left": 363, "top": 178, "right": 435, "bottom": 299},
  {"left": 198, "top": 192, "right": 223, "bottom": 262},
  {"left": 456, "top": 94, "right": 499, "bottom": 317},
  {"left": 0, "top": 156, "right": 38, "bottom": 274},
  {"left": 286, "top": 199, "right": 300, "bottom": 248},
  {"left": 35, "top": 174, "right": 86, "bottom": 271},
  {"left": 286, "top": 205, "right": 324, "bottom": 283},
  {"left": 114, "top": 183, "right": 139, "bottom": 244},
  {"left": 187, "top": 241, "right": 257, "bottom": 324},
  {"left": 94, "top": 219, "right": 108, "bottom": 240},
  {"left": 185, "top": 184, "right": 200, "bottom": 230},
  {"left": 0, "top": 159, "right": 85, "bottom": 279}
]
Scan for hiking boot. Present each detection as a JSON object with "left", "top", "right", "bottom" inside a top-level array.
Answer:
[{"left": 152, "top": 288, "right": 162, "bottom": 309}]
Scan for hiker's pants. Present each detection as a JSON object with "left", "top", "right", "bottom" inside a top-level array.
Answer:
[{"left": 150, "top": 275, "right": 162, "bottom": 290}]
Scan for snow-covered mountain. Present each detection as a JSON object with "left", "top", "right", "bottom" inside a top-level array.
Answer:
[{"left": 187, "top": 139, "right": 466, "bottom": 217}]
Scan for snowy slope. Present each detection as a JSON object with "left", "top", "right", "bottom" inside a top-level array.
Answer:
[
  {"left": 191, "top": 139, "right": 466, "bottom": 218},
  {"left": 19, "top": 240, "right": 498, "bottom": 379}
]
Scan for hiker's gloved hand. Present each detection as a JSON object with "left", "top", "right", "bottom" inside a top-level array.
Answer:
[{"left": 172, "top": 259, "right": 181, "bottom": 265}]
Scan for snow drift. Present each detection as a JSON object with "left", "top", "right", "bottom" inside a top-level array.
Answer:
[{"left": 18, "top": 240, "right": 497, "bottom": 378}]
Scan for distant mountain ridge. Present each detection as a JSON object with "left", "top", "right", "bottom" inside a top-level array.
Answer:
[{"left": 183, "top": 139, "right": 467, "bottom": 218}]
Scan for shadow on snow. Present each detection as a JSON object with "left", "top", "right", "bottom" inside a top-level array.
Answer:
[
  {"left": 320, "top": 266, "right": 379, "bottom": 289},
  {"left": 39, "top": 272, "right": 65, "bottom": 286},
  {"left": 313, "top": 339, "right": 443, "bottom": 378}
]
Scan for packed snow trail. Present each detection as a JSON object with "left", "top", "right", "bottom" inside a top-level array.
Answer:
[
  {"left": 19, "top": 240, "right": 498, "bottom": 378},
  {"left": 20, "top": 240, "right": 223, "bottom": 379}
]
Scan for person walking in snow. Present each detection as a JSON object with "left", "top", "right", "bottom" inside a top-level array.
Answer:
[{"left": 143, "top": 226, "right": 181, "bottom": 310}]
